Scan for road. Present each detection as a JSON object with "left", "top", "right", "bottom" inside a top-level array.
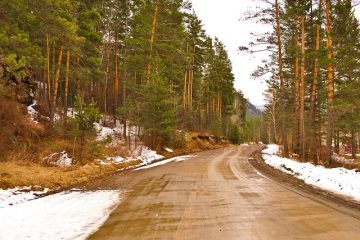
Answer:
[{"left": 88, "top": 145, "right": 360, "bottom": 240}]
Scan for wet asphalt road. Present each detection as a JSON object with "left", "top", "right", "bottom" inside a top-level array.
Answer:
[{"left": 89, "top": 145, "right": 360, "bottom": 240}]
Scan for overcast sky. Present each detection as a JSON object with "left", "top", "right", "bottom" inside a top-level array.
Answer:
[{"left": 191, "top": 0, "right": 360, "bottom": 106}]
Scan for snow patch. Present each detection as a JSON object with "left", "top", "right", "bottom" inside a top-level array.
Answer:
[
  {"left": 95, "top": 122, "right": 117, "bottom": 142},
  {"left": 106, "top": 156, "right": 126, "bottom": 163},
  {"left": 94, "top": 119, "right": 140, "bottom": 147},
  {"left": 132, "top": 146, "right": 164, "bottom": 164},
  {"left": 42, "top": 151, "right": 74, "bottom": 167},
  {"left": 0, "top": 190, "right": 121, "bottom": 240},
  {"left": 135, "top": 155, "right": 193, "bottom": 170},
  {"left": 262, "top": 145, "right": 360, "bottom": 202},
  {"left": 27, "top": 100, "right": 39, "bottom": 124},
  {"left": 262, "top": 144, "right": 279, "bottom": 155},
  {"left": 164, "top": 147, "right": 174, "bottom": 153},
  {"left": 0, "top": 187, "right": 49, "bottom": 208}
]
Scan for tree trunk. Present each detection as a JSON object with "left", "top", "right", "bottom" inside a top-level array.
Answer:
[
  {"left": 189, "top": 68, "right": 193, "bottom": 112},
  {"left": 334, "top": 130, "right": 340, "bottom": 154},
  {"left": 51, "top": 46, "right": 64, "bottom": 124},
  {"left": 146, "top": 2, "right": 159, "bottom": 82},
  {"left": 46, "top": 34, "right": 51, "bottom": 112},
  {"left": 76, "top": 56, "right": 81, "bottom": 96},
  {"left": 299, "top": 16, "right": 306, "bottom": 161},
  {"left": 104, "top": 52, "right": 110, "bottom": 113},
  {"left": 114, "top": 43, "right": 119, "bottom": 112},
  {"left": 294, "top": 17, "right": 300, "bottom": 154},
  {"left": 351, "top": 129, "right": 357, "bottom": 159},
  {"left": 275, "top": 0, "right": 289, "bottom": 157},
  {"left": 310, "top": 24, "right": 321, "bottom": 163},
  {"left": 183, "top": 70, "right": 187, "bottom": 112},
  {"left": 122, "top": 0, "right": 129, "bottom": 139},
  {"left": 325, "top": 0, "right": 334, "bottom": 165},
  {"left": 64, "top": 49, "right": 70, "bottom": 120},
  {"left": 187, "top": 67, "right": 191, "bottom": 110}
]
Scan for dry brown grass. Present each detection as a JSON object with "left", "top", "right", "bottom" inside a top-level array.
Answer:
[
  {"left": 0, "top": 122, "right": 134, "bottom": 189},
  {"left": 0, "top": 131, "right": 229, "bottom": 190},
  {"left": 160, "top": 132, "right": 230, "bottom": 158},
  {"left": 0, "top": 159, "right": 141, "bottom": 189}
]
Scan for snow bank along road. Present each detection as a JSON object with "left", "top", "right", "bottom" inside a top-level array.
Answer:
[{"left": 88, "top": 145, "right": 360, "bottom": 239}]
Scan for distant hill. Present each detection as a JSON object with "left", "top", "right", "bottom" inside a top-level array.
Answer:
[
  {"left": 246, "top": 101, "right": 263, "bottom": 117},
  {"left": 255, "top": 105, "right": 266, "bottom": 112}
]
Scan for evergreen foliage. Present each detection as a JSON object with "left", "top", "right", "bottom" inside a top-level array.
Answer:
[
  {"left": 243, "top": 0, "right": 360, "bottom": 163},
  {"left": 0, "top": 0, "right": 247, "bottom": 147}
]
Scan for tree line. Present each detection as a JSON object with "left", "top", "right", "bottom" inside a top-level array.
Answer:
[
  {"left": 0, "top": 0, "right": 246, "bottom": 148},
  {"left": 243, "top": 0, "right": 360, "bottom": 163}
]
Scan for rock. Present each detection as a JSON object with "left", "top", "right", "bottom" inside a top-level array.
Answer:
[
  {"left": 42, "top": 151, "right": 74, "bottom": 168},
  {"left": 0, "top": 55, "right": 36, "bottom": 105}
]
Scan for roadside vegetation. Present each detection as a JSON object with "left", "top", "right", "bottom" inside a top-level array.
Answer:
[
  {"left": 242, "top": 0, "right": 360, "bottom": 169},
  {"left": 0, "top": 0, "right": 249, "bottom": 188}
]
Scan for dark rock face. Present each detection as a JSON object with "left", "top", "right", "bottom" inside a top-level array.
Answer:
[{"left": 0, "top": 55, "right": 36, "bottom": 105}]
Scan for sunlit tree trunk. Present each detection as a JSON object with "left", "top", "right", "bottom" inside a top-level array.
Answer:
[
  {"left": 299, "top": 16, "right": 306, "bottom": 161},
  {"left": 294, "top": 17, "right": 300, "bottom": 154},
  {"left": 146, "top": 2, "right": 159, "bottom": 82},
  {"left": 51, "top": 46, "right": 63, "bottom": 124},
  {"left": 183, "top": 70, "right": 187, "bottom": 112},
  {"left": 325, "top": 0, "right": 334, "bottom": 164},
  {"left": 275, "top": 0, "right": 289, "bottom": 157},
  {"left": 122, "top": 0, "right": 129, "bottom": 139},
  {"left": 310, "top": 23, "right": 321, "bottom": 164}
]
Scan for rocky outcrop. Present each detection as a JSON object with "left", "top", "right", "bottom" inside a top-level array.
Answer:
[{"left": 0, "top": 55, "right": 36, "bottom": 105}]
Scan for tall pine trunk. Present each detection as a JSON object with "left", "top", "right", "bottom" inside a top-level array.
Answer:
[
  {"left": 46, "top": 34, "right": 51, "bottom": 111},
  {"left": 113, "top": 39, "right": 119, "bottom": 113},
  {"left": 64, "top": 49, "right": 70, "bottom": 120},
  {"left": 300, "top": 16, "right": 306, "bottom": 161},
  {"left": 104, "top": 51, "right": 110, "bottom": 113},
  {"left": 51, "top": 46, "right": 64, "bottom": 124},
  {"left": 310, "top": 24, "right": 321, "bottom": 163},
  {"left": 183, "top": 70, "right": 187, "bottom": 113},
  {"left": 76, "top": 56, "right": 81, "bottom": 96},
  {"left": 294, "top": 17, "right": 300, "bottom": 154},
  {"left": 146, "top": 2, "right": 159, "bottom": 82},
  {"left": 275, "top": 0, "right": 289, "bottom": 157},
  {"left": 325, "top": 0, "right": 334, "bottom": 165},
  {"left": 122, "top": 0, "right": 129, "bottom": 139}
]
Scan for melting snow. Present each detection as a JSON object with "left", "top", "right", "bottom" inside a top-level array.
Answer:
[
  {"left": 94, "top": 120, "right": 140, "bottom": 147},
  {"left": 164, "top": 147, "right": 174, "bottom": 153},
  {"left": 42, "top": 151, "right": 74, "bottom": 167},
  {"left": 136, "top": 155, "right": 194, "bottom": 170},
  {"left": 106, "top": 156, "right": 126, "bottom": 163},
  {"left": 0, "top": 187, "right": 49, "bottom": 208},
  {"left": 262, "top": 145, "right": 360, "bottom": 202},
  {"left": 27, "top": 100, "right": 39, "bottom": 124},
  {"left": 132, "top": 146, "right": 164, "bottom": 164},
  {"left": 0, "top": 190, "right": 121, "bottom": 240}
]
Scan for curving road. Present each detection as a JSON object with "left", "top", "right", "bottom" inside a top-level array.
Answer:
[{"left": 89, "top": 145, "right": 360, "bottom": 240}]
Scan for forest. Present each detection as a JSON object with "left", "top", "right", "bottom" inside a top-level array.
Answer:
[
  {"left": 243, "top": 0, "right": 360, "bottom": 165},
  {"left": 0, "top": 0, "right": 248, "bottom": 154}
]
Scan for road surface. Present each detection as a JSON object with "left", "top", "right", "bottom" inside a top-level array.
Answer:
[{"left": 89, "top": 145, "right": 360, "bottom": 239}]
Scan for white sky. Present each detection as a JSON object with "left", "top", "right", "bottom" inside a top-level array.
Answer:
[{"left": 191, "top": 0, "right": 360, "bottom": 106}]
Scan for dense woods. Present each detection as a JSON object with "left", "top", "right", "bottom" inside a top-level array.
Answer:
[
  {"left": 0, "top": 0, "right": 247, "bottom": 148},
  {"left": 243, "top": 0, "right": 360, "bottom": 163}
]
